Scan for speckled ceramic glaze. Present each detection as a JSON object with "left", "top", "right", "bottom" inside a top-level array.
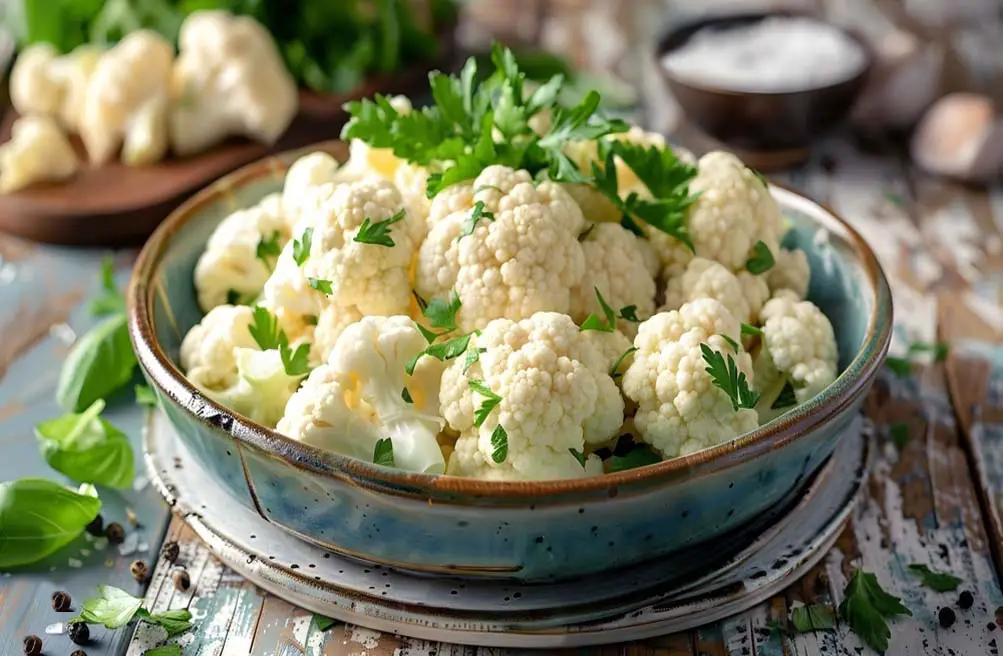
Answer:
[{"left": 128, "top": 141, "right": 893, "bottom": 582}]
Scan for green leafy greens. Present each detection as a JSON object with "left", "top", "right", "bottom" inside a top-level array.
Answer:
[
  {"left": 354, "top": 209, "right": 406, "bottom": 247},
  {"left": 34, "top": 399, "right": 135, "bottom": 489},
  {"left": 790, "top": 604, "right": 836, "bottom": 633},
  {"left": 907, "top": 563, "right": 962, "bottom": 592},
  {"left": 247, "top": 306, "right": 312, "bottom": 377},
  {"left": 839, "top": 570, "right": 911, "bottom": 653},
  {"left": 57, "top": 313, "right": 137, "bottom": 413},
  {"left": 73, "top": 585, "right": 193, "bottom": 636},
  {"left": 469, "top": 379, "right": 502, "bottom": 427},
  {"left": 373, "top": 438, "right": 395, "bottom": 467},
  {"left": 700, "top": 344, "right": 759, "bottom": 411},
  {"left": 0, "top": 479, "right": 101, "bottom": 568},
  {"left": 490, "top": 424, "right": 508, "bottom": 463},
  {"left": 292, "top": 227, "right": 313, "bottom": 266},
  {"left": 745, "top": 240, "right": 775, "bottom": 274}
]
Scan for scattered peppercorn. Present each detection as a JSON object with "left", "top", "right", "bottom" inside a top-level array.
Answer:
[
  {"left": 939, "top": 606, "right": 956, "bottom": 628},
  {"left": 173, "top": 568, "right": 191, "bottom": 592},
  {"left": 71, "top": 651, "right": 87, "bottom": 656},
  {"left": 105, "top": 522, "right": 126, "bottom": 544},
  {"left": 22, "top": 635, "right": 41, "bottom": 655},
  {"left": 162, "top": 540, "right": 180, "bottom": 564},
  {"left": 68, "top": 621, "right": 90, "bottom": 645},
  {"left": 51, "top": 590, "right": 71, "bottom": 612},
  {"left": 130, "top": 560, "right": 148, "bottom": 582},
  {"left": 85, "top": 514, "right": 104, "bottom": 537},
  {"left": 959, "top": 590, "right": 975, "bottom": 609}
]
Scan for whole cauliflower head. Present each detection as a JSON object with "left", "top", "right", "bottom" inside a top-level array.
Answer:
[
  {"left": 0, "top": 116, "right": 79, "bottom": 193},
  {"left": 440, "top": 312, "right": 623, "bottom": 481},
  {"left": 169, "top": 10, "right": 298, "bottom": 157},
  {"left": 264, "top": 177, "right": 419, "bottom": 319},
  {"left": 194, "top": 192, "right": 288, "bottom": 311},
  {"left": 80, "top": 30, "right": 174, "bottom": 165},
  {"left": 767, "top": 247, "right": 811, "bottom": 300},
  {"left": 754, "top": 290, "right": 838, "bottom": 409},
  {"left": 571, "top": 222, "right": 657, "bottom": 336},
  {"left": 662, "top": 257, "right": 769, "bottom": 325},
  {"left": 416, "top": 166, "right": 587, "bottom": 332},
  {"left": 622, "top": 298, "right": 759, "bottom": 458},
  {"left": 278, "top": 316, "right": 447, "bottom": 473}
]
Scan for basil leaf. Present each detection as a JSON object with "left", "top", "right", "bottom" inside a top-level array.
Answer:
[
  {"left": 143, "top": 646, "right": 181, "bottom": 656},
  {"left": 907, "top": 563, "right": 962, "bottom": 592},
  {"left": 145, "top": 608, "right": 194, "bottom": 636},
  {"left": 89, "top": 256, "right": 126, "bottom": 317},
  {"left": 56, "top": 313, "right": 138, "bottom": 412},
  {"left": 608, "top": 445, "right": 661, "bottom": 472},
  {"left": 34, "top": 400, "right": 135, "bottom": 489},
  {"left": 313, "top": 613, "right": 337, "bottom": 631},
  {"left": 0, "top": 480, "right": 101, "bottom": 568},
  {"left": 135, "top": 384, "right": 158, "bottom": 407},
  {"left": 791, "top": 604, "right": 836, "bottom": 633},
  {"left": 76, "top": 584, "right": 144, "bottom": 628}
]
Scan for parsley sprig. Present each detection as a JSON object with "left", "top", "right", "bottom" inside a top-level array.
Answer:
[
  {"left": 247, "top": 306, "right": 312, "bottom": 378},
  {"left": 700, "top": 343, "right": 759, "bottom": 411},
  {"left": 292, "top": 227, "right": 313, "bottom": 266},
  {"left": 256, "top": 230, "right": 282, "bottom": 264},
  {"left": 354, "top": 209, "right": 407, "bottom": 247},
  {"left": 839, "top": 570, "right": 911, "bottom": 653},
  {"left": 406, "top": 290, "right": 475, "bottom": 374},
  {"left": 579, "top": 287, "right": 640, "bottom": 333}
]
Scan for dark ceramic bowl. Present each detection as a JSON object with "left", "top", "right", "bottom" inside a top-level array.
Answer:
[
  {"left": 657, "top": 11, "right": 873, "bottom": 169},
  {"left": 128, "top": 141, "right": 892, "bottom": 582}
]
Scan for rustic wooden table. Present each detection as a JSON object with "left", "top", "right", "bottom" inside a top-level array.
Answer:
[{"left": 3, "top": 1, "right": 1003, "bottom": 654}]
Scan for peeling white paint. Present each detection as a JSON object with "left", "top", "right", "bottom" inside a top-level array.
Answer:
[{"left": 348, "top": 626, "right": 382, "bottom": 649}]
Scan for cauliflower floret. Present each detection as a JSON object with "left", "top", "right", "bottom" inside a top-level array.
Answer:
[
  {"left": 264, "top": 177, "right": 418, "bottom": 318},
  {"left": 662, "top": 257, "right": 769, "bottom": 325},
  {"left": 416, "top": 166, "right": 586, "bottom": 332},
  {"left": 193, "top": 192, "right": 289, "bottom": 311},
  {"left": 80, "top": 30, "right": 174, "bottom": 165},
  {"left": 394, "top": 161, "right": 433, "bottom": 228},
  {"left": 337, "top": 96, "right": 413, "bottom": 180},
  {"left": 169, "top": 10, "right": 297, "bottom": 157},
  {"left": 9, "top": 44, "right": 63, "bottom": 118},
  {"left": 52, "top": 45, "right": 103, "bottom": 132},
  {"left": 440, "top": 312, "right": 623, "bottom": 481},
  {"left": 180, "top": 304, "right": 259, "bottom": 391},
  {"left": 278, "top": 316, "right": 446, "bottom": 473},
  {"left": 312, "top": 304, "right": 364, "bottom": 364},
  {"left": 571, "top": 223, "right": 657, "bottom": 336},
  {"left": 211, "top": 347, "right": 304, "bottom": 427},
  {"left": 767, "top": 248, "right": 811, "bottom": 299},
  {"left": 622, "top": 298, "right": 760, "bottom": 458},
  {"left": 753, "top": 291, "right": 838, "bottom": 420},
  {"left": 0, "top": 116, "right": 79, "bottom": 193},
  {"left": 282, "top": 151, "right": 342, "bottom": 227},
  {"left": 584, "top": 329, "right": 634, "bottom": 376},
  {"left": 682, "top": 151, "right": 784, "bottom": 271}
]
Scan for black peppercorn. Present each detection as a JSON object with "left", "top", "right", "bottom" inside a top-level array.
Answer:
[
  {"left": 130, "top": 560, "right": 148, "bottom": 582},
  {"left": 172, "top": 568, "right": 191, "bottom": 591},
  {"left": 22, "top": 635, "right": 41, "bottom": 655},
  {"left": 105, "top": 522, "right": 126, "bottom": 544},
  {"left": 51, "top": 590, "right": 71, "bottom": 612},
  {"left": 939, "top": 606, "right": 956, "bottom": 628},
  {"left": 85, "top": 514, "right": 103, "bottom": 537},
  {"left": 68, "top": 621, "right": 90, "bottom": 645},
  {"left": 162, "top": 540, "right": 180, "bottom": 564},
  {"left": 71, "top": 651, "right": 87, "bottom": 656},
  {"left": 959, "top": 590, "right": 975, "bottom": 609}
]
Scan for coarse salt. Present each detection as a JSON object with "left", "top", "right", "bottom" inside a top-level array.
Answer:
[
  {"left": 44, "top": 622, "right": 64, "bottom": 635},
  {"left": 661, "top": 17, "right": 867, "bottom": 92}
]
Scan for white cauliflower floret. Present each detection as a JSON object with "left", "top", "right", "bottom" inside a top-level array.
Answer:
[
  {"left": 394, "top": 161, "right": 433, "bottom": 228},
  {"left": 169, "top": 10, "right": 297, "bottom": 157},
  {"left": 282, "top": 151, "right": 342, "bottom": 227},
  {"left": 440, "top": 312, "right": 623, "bottom": 481},
  {"left": 80, "top": 30, "right": 174, "bottom": 165},
  {"left": 211, "top": 347, "right": 305, "bottom": 427},
  {"left": 767, "top": 248, "right": 811, "bottom": 299},
  {"left": 180, "top": 304, "right": 259, "bottom": 391},
  {"left": 753, "top": 291, "right": 838, "bottom": 421},
  {"left": 264, "top": 177, "right": 417, "bottom": 318},
  {"left": 278, "top": 316, "right": 446, "bottom": 473},
  {"left": 193, "top": 192, "right": 289, "bottom": 311},
  {"left": 682, "top": 151, "right": 784, "bottom": 271},
  {"left": 0, "top": 116, "right": 79, "bottom": 193},
  {"left": 312, "top": 304, "right": 364, "bottom": 364},
  {"left": 416, "top": 166, "right": 586, "bottom": 332},
  {"left": 583, "top": 329, "right": 634, "bottom": 375},
  {"left": 9, "top": 44, "right": 63, "bottom": 118},
  {"left": 571, "top": 223, "right": 657, "bottom": 336},
  {"left": 622, "top": 298, "right": 759, "bottom": 458},
  {"left": 52, "top": 45, "right": 103, "bottom": 132},
  {"left": 662, "top": 257, "right": 768, "bottom": 325}
]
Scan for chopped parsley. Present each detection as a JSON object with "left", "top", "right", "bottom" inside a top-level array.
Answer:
[
  {"left": 745, "top": 240, "right": 775, "bottom": 274},
  {"left": 354, "top": 209, "right": 406, "bottom": 247},
  {"left": 701, "top": 344, "right": 759, "bottom": 411}
]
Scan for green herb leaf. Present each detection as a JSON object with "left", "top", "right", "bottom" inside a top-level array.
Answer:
[
  {"left": 144, "top": 646, "right": 181, "bottom": 656},
  {"left": 463, "top": 347, "right": 486, "bottom": 374},
  {"left": 305, "top": 314, "right": 319, "bottom": 326},
  {"left": 890, "top": 422, "right": 910, "bottom": 449},
  {"left": 75, "top": 585, "right": 193, "bottom": 636},
  {"left": 490, "top": 424, "right": 508, "bottom": 463},
  {"left": 701, "top": 344, "right": 760, "bottom": 411},
  {"left": 459, "top": 201, "right": 495, "bottom": 239},
  {"left": 884, "top": 356, "right": 912, "bottom": 378},
  {"left": 907, "top": 341, "right": 950, "bottom": 362},
  {"left": 569, "top": 448, "right": 586, "bottom": 468},
  {"left": 0, "top": 479, "right": 101, "bottom": 568},
  {"left": 839, "top": 570, "right": 911, "bottom": 653},
  {"left": 354, "top": 209, "right": 406, "bottom": 247},
  {"left": 750, "top": 168, "right": 769, "bottom": 188},
  {"left": 423, "top": 290, "right": 462, "bottom": 333},
  {"left": 293, "top": 227, "right": 313, "bottom": 266},
  {"left": 226, "top": 289, "right": 243, "bottom": 305},
  {"left": 741, "top": 323, "right": 763, "bottom": 337},
  {"left": 89, "top": 256, "right": 126, "bottom": 317},
  {"left": 143, "top": 608, "right": 194, "bottom": 636},
  {"left": 255, "top": 230, "right": 283, "bottom": 263},
  {"left": 406, "top": 333, "right": 473, "bottom": 375},
  {"left": 248, "top": 306, "right": 281, "bottom": 350},
  {"left": 790, "top": 604, "right": 836, "bottom": 633},
  {"left": 618, "top": 305, "right": 640, "bottom": 323},
  {"left": 609, "top": 346, "right": 638, "bottom": 380},
  {"left": 308, "top": 278, "right": 333, "bottom": 295},
  {"left": 771, "top": 381, "right": 798, "bottom": 410},
  {"left": 35, "top": 399, "right": 135, "bottom": 489},
  {"left": 907, "top": 564, "right": 962, "bottom": 592},
  {"left": 56, "top": 313, "right": 138, "bottom": 412},
  {"left": 746, "top": 240, "right": 776, "bottom": 274},
  {"left": 313, "top": 613, "right": 337, "bottom": 631},
  {"left": 608, "top": 444, "right": 662, "bottom": 472},
  {"left": 135, "top": 384, "right": 157, "bottom": 407},
  {"left": 469, "top": 379, "right": 502, "bottom": 427},
  {"left": 720, "top": 333, "right": 740, "bottom": 352},
  {"left": 373, "top": 438, "right": 395, "bottom": 467},
  {"left": 401, "top": 387, "right": 413, "bottom": 404},
  {"left": 580, "top": 287, "right": 616, "bottom": 333},
  {"left": 278, "top": 335, "right": 311, "bottom": 377}
]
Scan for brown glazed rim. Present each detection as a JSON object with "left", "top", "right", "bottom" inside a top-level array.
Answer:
[
  {"left": 656, "top": 10, "right": 875, "bottom": 98},
  {"left": 127, "top": 140, "right": 893, "bottom": 500}
]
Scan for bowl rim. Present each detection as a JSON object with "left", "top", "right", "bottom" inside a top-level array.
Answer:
[
  {"left": 127, "top": 140, "right": 892, "bottom": 500},
  {"left": 655, "top": 9, "right": 875, "bottom": 98}
]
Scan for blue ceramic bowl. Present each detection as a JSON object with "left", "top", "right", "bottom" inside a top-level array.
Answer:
[{"left": 128, "top": 141, "right": 892, "bottom": 582}]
